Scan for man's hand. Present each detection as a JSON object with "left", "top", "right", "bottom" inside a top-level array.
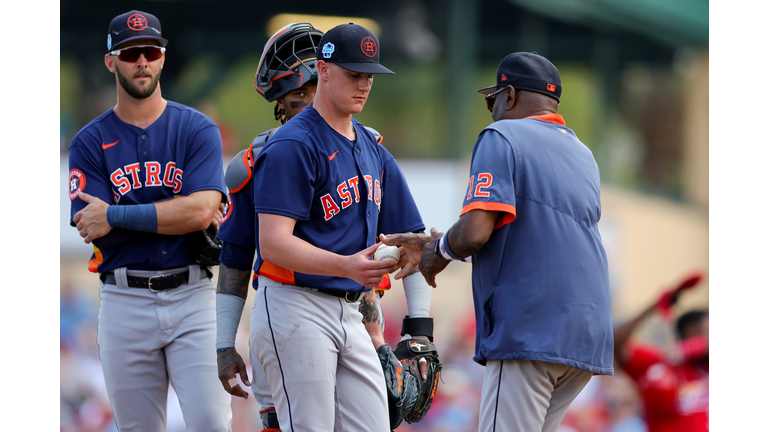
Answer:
[
  {"left": 211, "top": 202, "right": 226, "bottom": 234},
  {"left": 419, "top": 228, "right": 449, "bottom": 288},
  {"left": 379, "top": 231, "right": 434, "bottom": 280},
  {"left": 655, "top": 272, "right": 704, "bottom": 321},
  {"left": 72, "top": 191, "right": 112, "bottom": 243},
  {"left": 345, "top": 243, "right": 398, "bottom": 287},
  {"left": 217, "top": 347, "right": 251, "bottom": 399}
]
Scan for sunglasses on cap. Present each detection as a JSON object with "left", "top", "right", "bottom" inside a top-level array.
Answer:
[
  {"left": 108, "top": 45, "right": 166, "bottom": 63},
  {"left": 484, "top": 86, "right": 507, "bottom": 112}
]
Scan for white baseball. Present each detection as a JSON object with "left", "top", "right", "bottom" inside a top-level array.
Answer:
[{"left": 375, "top": 244, "right": 400, "bottom": 263}]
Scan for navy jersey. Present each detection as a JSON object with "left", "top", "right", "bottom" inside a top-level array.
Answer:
[
  {"left": 68, "top": 101, "right": 227, "bottom": 272},
  {"left": 464, "top": 114, "right": 613, "bottom": 375},
  {"left": 251, "top": 104, "right": 424, "bottom": 292},
  {"left": 217, "top": 130, "right": 275, "bottom": 274}
]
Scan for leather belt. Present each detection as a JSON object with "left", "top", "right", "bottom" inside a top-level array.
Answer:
[
  {"left": 316, "top": 288, "right": 362, "bottom": 303},
  {"left": 100, "top": 268, "right": 213, "bottom": 292}
]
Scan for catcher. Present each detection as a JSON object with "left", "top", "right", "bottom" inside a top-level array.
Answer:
[{"left": 213, "top": 22, "right": 441, "bottom": 431}]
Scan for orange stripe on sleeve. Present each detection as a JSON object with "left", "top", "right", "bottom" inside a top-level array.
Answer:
[
  {"left": 460, "top": 202, "right": 517, "bottom": 229},
  {"left": 257, "top": 261, "right": 296, "bottom": 285}
]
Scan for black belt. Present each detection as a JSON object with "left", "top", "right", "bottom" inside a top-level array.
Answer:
[
  {"left": 100, "top": 267, "right": 213, "bottom": 292},
  {"left": 316, "top": 288, "right": 362, "bottom": 303}
]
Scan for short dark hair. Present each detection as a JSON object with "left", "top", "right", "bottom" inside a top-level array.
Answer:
[{"left": 676, "top": 310, "right": 708, "bottom": 339}]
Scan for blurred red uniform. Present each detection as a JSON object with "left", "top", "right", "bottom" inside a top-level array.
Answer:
[{"left": 623, "top": 344, "right": 708, "bottom": 432}]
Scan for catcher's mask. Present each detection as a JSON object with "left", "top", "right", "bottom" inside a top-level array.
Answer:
[{"left": 254, "top": 22, "right": 324, "bottom": 102}]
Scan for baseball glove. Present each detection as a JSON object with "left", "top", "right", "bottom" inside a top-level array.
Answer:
[
  {"left": 393, "top": 337, "right": 442, "bottom": 424},
  {"left": 376, "top": 343, "right": 419, "bottom": 430},
  {"left": 186, "top": 224, "right": 222, "bottom": 266}
]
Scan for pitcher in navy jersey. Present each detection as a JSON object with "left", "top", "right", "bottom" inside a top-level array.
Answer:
[
  {"left": 68, "top": 10, "right": 232, "bottom": 432},
  {"left": 246, "top": 24, "right": 427, "bottom": 431}
]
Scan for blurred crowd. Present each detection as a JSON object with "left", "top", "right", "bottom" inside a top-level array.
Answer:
[{"left": 60, "top": 275, "right": 704, "bottom": 432}]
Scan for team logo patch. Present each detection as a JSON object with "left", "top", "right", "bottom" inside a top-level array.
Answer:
[
  {"left": 322, "top": 42, "right": 335, "bottom": 58},
  {"left": 127, "top": 14, "right": 148, "bottom": 31},
  {"left": 107, "top": 34, "right": 112, "bottom": 50},
  {"left": 547, "top": 83, "right": 556, "bottom": 92},
  {"left": 69, "top": 169, "right": 86, "bottom": 200},
  {"left": 221, "top": 193, "right": 233, "bottom": 223},
  {"left": 360, "top": 37, "right": 377, "bottom": 57},
  {"left": 501, "top": 74, "right": 507, "bottom": 81}
]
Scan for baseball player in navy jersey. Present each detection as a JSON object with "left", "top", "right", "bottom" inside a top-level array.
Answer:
[
  {"left": 239, "top": 23, "right": 430, "bottom": 432},
  {"left": 214, "top": 23, "right": 435, "bottom": 432},
  {"left": 381, "top": 52, "right": 614, "bottom": 432},
  {"left": 68, "top": 10, "right": 232, "bottom": 432}
]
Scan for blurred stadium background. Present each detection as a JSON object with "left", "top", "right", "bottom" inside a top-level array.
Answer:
[{"left": 60, "top": 1, "right": 708, "bottom": 431}]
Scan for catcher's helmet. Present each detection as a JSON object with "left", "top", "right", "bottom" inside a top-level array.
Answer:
[{"left": 255, "top": 23, "right": 324, "bottom": 102}]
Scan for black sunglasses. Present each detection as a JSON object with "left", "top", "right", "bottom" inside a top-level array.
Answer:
[
  {"left": 484, "top": 86, "right": 507, "bottom": 112},
  {"left": 108, "top": 45, "right": 166, "bottom": 63}
]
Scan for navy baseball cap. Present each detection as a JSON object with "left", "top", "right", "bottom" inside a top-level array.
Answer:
[
  {"left": 478, "top": 52, "right": 561, "bottom": 102},
  {"left": 316, "top": 23, "right": 395, "bottom": 75},
  {"left": 107, "top": 10, "right": 168, "bottom": 52}
]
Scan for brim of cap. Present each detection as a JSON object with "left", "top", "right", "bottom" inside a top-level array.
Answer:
[
  {"left": 477, "top": 84, "right": 499, "bottom": 95},
  {"left": 336, "top": 62, "right": 395, "bottom": 75},
  {"left": 111, "top": 35, "right": 169, "bottom": 51}
]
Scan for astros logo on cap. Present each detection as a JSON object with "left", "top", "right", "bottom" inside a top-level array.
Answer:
[
  {"left": 127, "top": 14, "right": 148, "bottom": 31},
  {"left": 360, "top": 37, "right": 377, "bottom": 58}
]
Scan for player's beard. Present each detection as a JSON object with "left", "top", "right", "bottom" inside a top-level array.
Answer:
[{"left": 116, "top": 66, "right": 162, "bottom": 100}]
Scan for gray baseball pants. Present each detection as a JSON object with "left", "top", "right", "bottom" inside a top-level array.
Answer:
[
  {"left": 97, "top": 265, "right": 233, "bottom": 432},
  {"left": 479, "top": 359, "right": 592, "bottom": 432},
  {"left": 250, "top": 276, "right": 389, "bottom": 432}
]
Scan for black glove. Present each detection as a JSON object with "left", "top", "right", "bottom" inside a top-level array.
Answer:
[
  {"left": 393, "top": 337, "right": 442, "bottom": 424},
  {"left": 377, "top": 343, "right": 419, "bottom": 430},
  {"left": 186, "top": 224, "right": 222, "bottom": 266}
]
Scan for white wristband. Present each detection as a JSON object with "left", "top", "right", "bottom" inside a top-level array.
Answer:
[
  {"left": 403, "top": 271, "right": 431, "bottom": 318},
  {"left": 439, "top": 235, "right": 472, "bottom": 263},
  {"left": 437, "top": 236, "right": 453, "bottom": 261},
  {"left": 216, "top": 293, "right": 245, "bottom": 349}
]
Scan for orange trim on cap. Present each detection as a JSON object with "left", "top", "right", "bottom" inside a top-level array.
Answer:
[
  {"left": 88, "top": 246, "right": 103, "bottom": 273},
  {"left": 460, "top": 202, "right": 517, "bottom": 229},
  {"left": 258, "top": 261, "right": 296, "bottom": 285},
  {"left": 526, "top": 113, "right": 565, "bottom": 126}
]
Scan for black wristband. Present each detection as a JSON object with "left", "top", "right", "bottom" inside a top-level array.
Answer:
[{"left": 401, "top": 316, "right": 434, "bottom": 342}]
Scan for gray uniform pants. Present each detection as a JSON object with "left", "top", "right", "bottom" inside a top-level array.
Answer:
[
  {"left": 479, "top": 360, "right": 592, "bottom": 432},
  {"left": 249, "top": 290, "right": 387, "bottom": 420},
  {"left": 97, "top": 265, "right": 233, "bottom": 432},
  {"left": 250, "top": 276, "right": 389, "bottom": 432}
]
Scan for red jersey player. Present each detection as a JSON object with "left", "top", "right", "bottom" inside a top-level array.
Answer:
[{"left": 614, "top": 273, "right": 709, "bottom": 432}]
